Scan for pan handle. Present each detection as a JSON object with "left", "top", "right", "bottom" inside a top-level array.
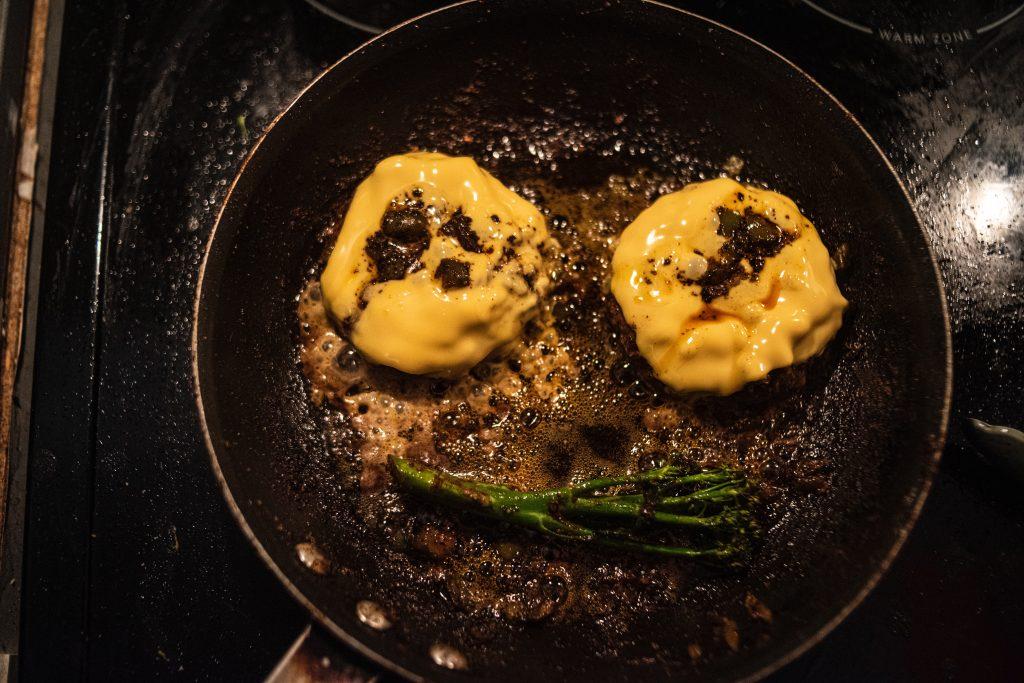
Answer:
[{"left": 265, "top": 624, "right": 378, "bottom": 683}]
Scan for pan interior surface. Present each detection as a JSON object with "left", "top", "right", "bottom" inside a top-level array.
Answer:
[{"left": 194, "top": 1, "right": 950, "bottom": 680}]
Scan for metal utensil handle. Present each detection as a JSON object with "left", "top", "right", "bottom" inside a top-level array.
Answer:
[{"left": 266, "top": 625, "right": 378, "bottom": 683}]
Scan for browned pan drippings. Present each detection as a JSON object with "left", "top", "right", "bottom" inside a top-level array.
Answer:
[
  {"left": 193, "top": 2, "right": 950, "bottom": 679},
  {"left": 295, "top": 168, "right": 841, "bottom": 629}
]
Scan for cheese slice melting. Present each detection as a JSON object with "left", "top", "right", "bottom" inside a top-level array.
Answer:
[
  {"left": 320, "top": 152, "right": 551, "bottom": 377},
  {"left": 611, "top": 178, "right": 847, "bottom": 395}
]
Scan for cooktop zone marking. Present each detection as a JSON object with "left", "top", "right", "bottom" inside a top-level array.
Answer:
[{"left": 800, "top": 0, "right": 1024, "bottom": 44}]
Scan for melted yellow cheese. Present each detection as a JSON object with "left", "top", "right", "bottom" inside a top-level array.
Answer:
[
  {"left": 320, "top": 152, "right": 551, "bottom": 377},
  {"left": 611, "top": 178, "right": 847, "bottom": 395}
]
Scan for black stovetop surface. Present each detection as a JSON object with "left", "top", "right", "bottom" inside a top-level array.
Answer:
[{"left": 17, "top": 1, "right": 1024, "bottom": 680}]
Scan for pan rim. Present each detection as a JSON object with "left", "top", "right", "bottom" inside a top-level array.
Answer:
[
  {"left": 190, "top": 1, "right": 953, "bottom": 680},
  {"left": 642, "top": 1, "right": 954, "bottom": 677}
]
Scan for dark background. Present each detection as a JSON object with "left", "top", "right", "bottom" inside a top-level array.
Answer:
[{"left": 13, "top": 0, "right": 1024, "bottom": 680}]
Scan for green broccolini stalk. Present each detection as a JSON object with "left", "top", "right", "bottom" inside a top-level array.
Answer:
[{"left": 389, "top": 456, "right": 755, "bottom": 559}]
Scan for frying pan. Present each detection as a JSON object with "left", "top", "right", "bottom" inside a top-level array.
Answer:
[{"left": 192, "top": 1, "right": 951, "bottom": 680}]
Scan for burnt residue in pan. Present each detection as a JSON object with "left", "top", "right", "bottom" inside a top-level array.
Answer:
[
  {"left": 199, "top": 12, "right": 942, "bottom": 679},
  {"left": 292, "top": 155, "right": 860, "bottom": 671}
]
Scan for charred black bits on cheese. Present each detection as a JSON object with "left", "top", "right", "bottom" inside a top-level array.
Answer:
[
  {"left": 439, "top": 209, "right": 484, "bottom": 253},
  {"left": 381, "top": 206, "right": 429, "bottom": 242},
  {"left": 716, "top": 207, "right": 744, "bottom": 237},
  {"left": 365, "top": 231, "right": 424, "bottom": 281},
  {"left": 366, "top": 205, "right": 430, "bottom": 283},
  {"left": 685, "top": 207, "right": 795, "bottom": 303},
  {"left": 434, "top": 258, "right": 471, "bottom": 290}
]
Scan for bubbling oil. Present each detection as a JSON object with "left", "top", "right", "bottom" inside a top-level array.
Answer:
[
  {"left": 297, "top": 170, "right": 760, "bottom": 496},
  {"left": 295, "top": 168, "right": 834, "bottom": 633}
]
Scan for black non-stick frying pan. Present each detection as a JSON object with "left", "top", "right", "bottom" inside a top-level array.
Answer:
[{"left": 192, "top": 1, "right": 951, "bottom": 680}]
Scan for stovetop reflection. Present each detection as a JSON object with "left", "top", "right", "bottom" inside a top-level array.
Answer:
[{"left": 19, "top": 1, "right": 1023, "bottom": 681}]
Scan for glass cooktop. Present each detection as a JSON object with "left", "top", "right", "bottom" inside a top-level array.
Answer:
[{"left": 16, "top": 0, "right": 1023, "bottom": 680}]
